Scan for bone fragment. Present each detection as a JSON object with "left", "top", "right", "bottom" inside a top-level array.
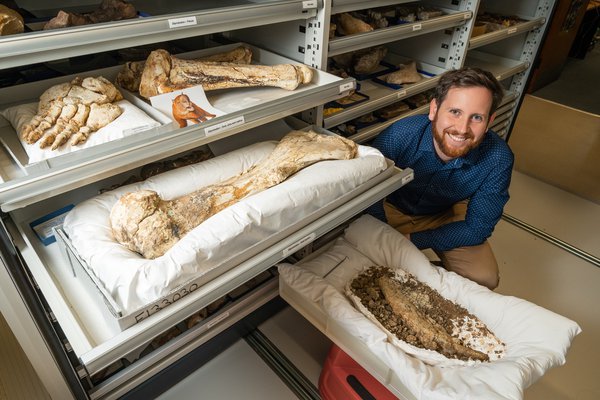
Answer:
[
  {"left": 71, "top": 103, "right": 122, "bottom": 145},
  {"left": 110, "top": 130, "right": 357, "bottom": 258}
]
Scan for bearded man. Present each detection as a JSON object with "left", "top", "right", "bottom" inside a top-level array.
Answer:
[{"left": 369, "top": 67, "right": 513, "bottom": 290}]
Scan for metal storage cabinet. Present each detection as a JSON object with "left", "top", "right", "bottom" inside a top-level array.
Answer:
[{"left": 0, "top": 0, "right": 554, "bottom": 399}]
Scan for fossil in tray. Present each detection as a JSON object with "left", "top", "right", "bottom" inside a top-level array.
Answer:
[
  {"left": 43, "top": 0, "right": 137, "bottom": 30},
  {"left": 134, "top": 48, "right": 313, "bottom": 99},
  {"left": 116, "top": 45, "right": 254, "bottom": 93},
  {"left": 110, "top": 130, "right": 357, "bottom": 259},
  {"left": 347, "top": 266, "right": 505, "bottom": 363},
  {"left": 379, "top": 60, "right": 423, "bottom": 85},
  {"left": 21, "top": 76, "right": 123, "bottom": 150}
]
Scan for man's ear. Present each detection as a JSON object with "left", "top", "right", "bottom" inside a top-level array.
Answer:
[
  {"left": 428, "top": 98, "right": 438, "bottom": 121},
  {"left": 488, "top": 112, "right": 496, "bottom": 127}
]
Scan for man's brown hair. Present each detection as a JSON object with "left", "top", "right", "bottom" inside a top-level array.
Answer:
[{"left": 433, "top": 67, "right": 504, "bottom": 116}]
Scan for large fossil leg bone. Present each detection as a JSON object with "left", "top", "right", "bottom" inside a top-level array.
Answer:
[
  {"left": 378, "top": 275, "right": 489, "bottom": 362},
  {"left": 138, "top": 49, "right": 313, "bottom": 99},
  {"left": 110, "top": 130, "right": 357, "bottom": 259},
  {"left": 116, "top": 45, "right": 254, "bottom": 92}
]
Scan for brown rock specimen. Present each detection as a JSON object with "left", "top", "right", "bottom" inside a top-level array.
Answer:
[
  {"left": 43, "top": 0, "right": 136, "bottom": 30},
  {"left": 336, "top": 12, "right": 374, "bottom": 35},
  {"left": 0, "top": 4, "right": 24, "bottom": 35},
  {"left": 138, "top": 49, "right": 313, "bottom": 99},
  {"left": 381, "top": 60, "right": 423, "bottom": 85},
  {"left": 353, "top": 46, "right": 388, "bottom": 75},
  {"left": 378, "top": 275, "right": 489, "bottom": 362},
  {"left": 110, "top": 130, "right": 357, "bottom": 259}
]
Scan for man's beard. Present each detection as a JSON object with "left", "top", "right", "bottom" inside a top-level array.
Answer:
[{"left": 432, "top": 122, "right": 484, "bottom": 159}]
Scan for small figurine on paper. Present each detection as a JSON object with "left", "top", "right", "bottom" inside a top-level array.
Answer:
[{"left": 172, "top": 94, "right": 216, "bottom": 127}]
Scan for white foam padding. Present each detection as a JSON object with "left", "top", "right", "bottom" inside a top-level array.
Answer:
[
  {"left": 63, "top": 139, "right": 387, "bottom": 314},
  {"left": 278, "top": 214, "right": 581, "bottom": 400}
]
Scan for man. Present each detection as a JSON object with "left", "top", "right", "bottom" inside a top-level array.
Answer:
[{"left": 369, "top": 67, "right": 513, "bottom": 290}]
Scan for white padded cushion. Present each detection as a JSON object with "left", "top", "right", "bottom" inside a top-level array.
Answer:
[
  {"left": 278, "top": 214, "right": 581, "bottom": 400},
  {"left": 1, "top": 99, "right": 161, "bottom": 163},
  {"left": 63, "top": 139, "right": 387, "bottom": 314}
]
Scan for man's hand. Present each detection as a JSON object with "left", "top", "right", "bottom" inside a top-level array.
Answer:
[{"left": 404, "top": 232, "right": 411, "bottom": 241}]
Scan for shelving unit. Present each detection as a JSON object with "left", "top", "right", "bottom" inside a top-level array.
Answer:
[{"left": 0, "top": 0, "right": 555, "bottom": 399}]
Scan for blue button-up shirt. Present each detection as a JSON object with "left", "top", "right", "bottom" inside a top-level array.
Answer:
[{"left": 369, "top": 114, "right": 514, "bottom": 251}]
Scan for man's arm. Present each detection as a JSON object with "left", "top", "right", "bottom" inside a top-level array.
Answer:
[
  {"left": 365, "top": 121, "right": 406, "bottom": 223},
  {"left": 410, "top": 159, "right": 513, "bottom": 251}
]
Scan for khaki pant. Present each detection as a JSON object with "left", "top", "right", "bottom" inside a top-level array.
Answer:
[{"left": 383, "top": 201, "right": 499, "bottom": 290}]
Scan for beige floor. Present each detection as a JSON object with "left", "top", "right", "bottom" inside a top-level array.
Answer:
[{"left": 494, "top": 170, "right": 599, "bottom": 400}]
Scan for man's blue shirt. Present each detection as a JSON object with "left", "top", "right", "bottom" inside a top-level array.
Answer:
[{"left": 369, "top": 114, "right": 514, "bottom": 251}]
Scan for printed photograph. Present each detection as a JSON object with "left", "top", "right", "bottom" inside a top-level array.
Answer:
[{"left": 149, "top": 85, "right": 225, "bottom": 128}]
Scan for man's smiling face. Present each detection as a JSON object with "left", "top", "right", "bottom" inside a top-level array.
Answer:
[{"left": 428, "top": 86, "right": 496, "bottom": 162}]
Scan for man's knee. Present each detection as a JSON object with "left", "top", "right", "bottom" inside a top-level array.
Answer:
[{"left": 437, "top": 242, "right": 499, "bottom": 290}]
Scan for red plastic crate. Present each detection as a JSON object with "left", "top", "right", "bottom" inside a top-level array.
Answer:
[{"left": 319, "top": 344, "right": 398, "bottom": 400}]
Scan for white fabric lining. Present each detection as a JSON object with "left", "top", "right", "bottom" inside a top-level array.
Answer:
[{"left": 63, "top": 139, "right": 387, "bottom": 314}]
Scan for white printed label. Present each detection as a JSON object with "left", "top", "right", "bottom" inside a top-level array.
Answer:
[
  {"left": 33, "top": 216, "right": 65, "bottom": 241},
  {"left": 168, "top": 16, "right": 197, "bottom": 29},
  {"left": 413, "top": 23, "right": 422, "bottom": 31},
  {"left": 508, "top": 27, "right": 517, "bottom": 34},
  {"left": 283, "top": 233, "right": 316, "bottom": 257},
  {"left": 204, "top": 116, "right": 245, "bottom": 136},
  {"left": 396, "top": 90, "right": 407, "bottom": 99},
  {"left": 122, "top": 124, "right": 156, "bottom": 135},
  {"left": 302, "top": 0, "right": 317, "bottom": 8},
  {"left": 339, "top": 81, "right": 355, "bottom": 93}
]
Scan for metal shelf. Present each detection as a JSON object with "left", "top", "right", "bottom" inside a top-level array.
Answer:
[
  {"left": 324, "top": 56, "right": 444, "bottom": 129},
  {"left": 468, "top": 17, "right": 545, "bottom": 50},
  {"left": 0, "top": 0, "right": 317, "bottom": 69},
  {"left": 328, "top": 10, "right": 472, "bottom": 57},
  {"left": 0, "top": 44, "right": 352, "bottom": 212},
  {"left": 331, "top": 0, "right": 414, "bottom": 15},
  {"left": 347, "top": 103, "right": 430, "bottom": 144},
  {"left": 464, "top": 50, "right": 529, "bottom": 82}
]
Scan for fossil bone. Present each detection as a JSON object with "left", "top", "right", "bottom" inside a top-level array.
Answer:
[
  {"left": 21, "top": 76, "right": 123, "bottom": 149},
  {"left": 138, "top": 49, "right": 313, "bottom": 99},
  {"left": 116, "top": 45, "right": 254, "bottom": 92},
  {"left": 378, "top": 275, "right": 489, "bottom": 361},
  {"left": 110, "top": 130, "right": 357, "bottom": 259}
]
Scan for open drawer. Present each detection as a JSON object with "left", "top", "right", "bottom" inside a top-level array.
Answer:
[
  {"left": 278, "top": 215, "right": 581, "bottom": 400},
  {"left": 0, "top": 42, "right": 355, "bottom": 212},
  {"left": 5, "top": 119, "right": 413, "bottom": 382}
]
